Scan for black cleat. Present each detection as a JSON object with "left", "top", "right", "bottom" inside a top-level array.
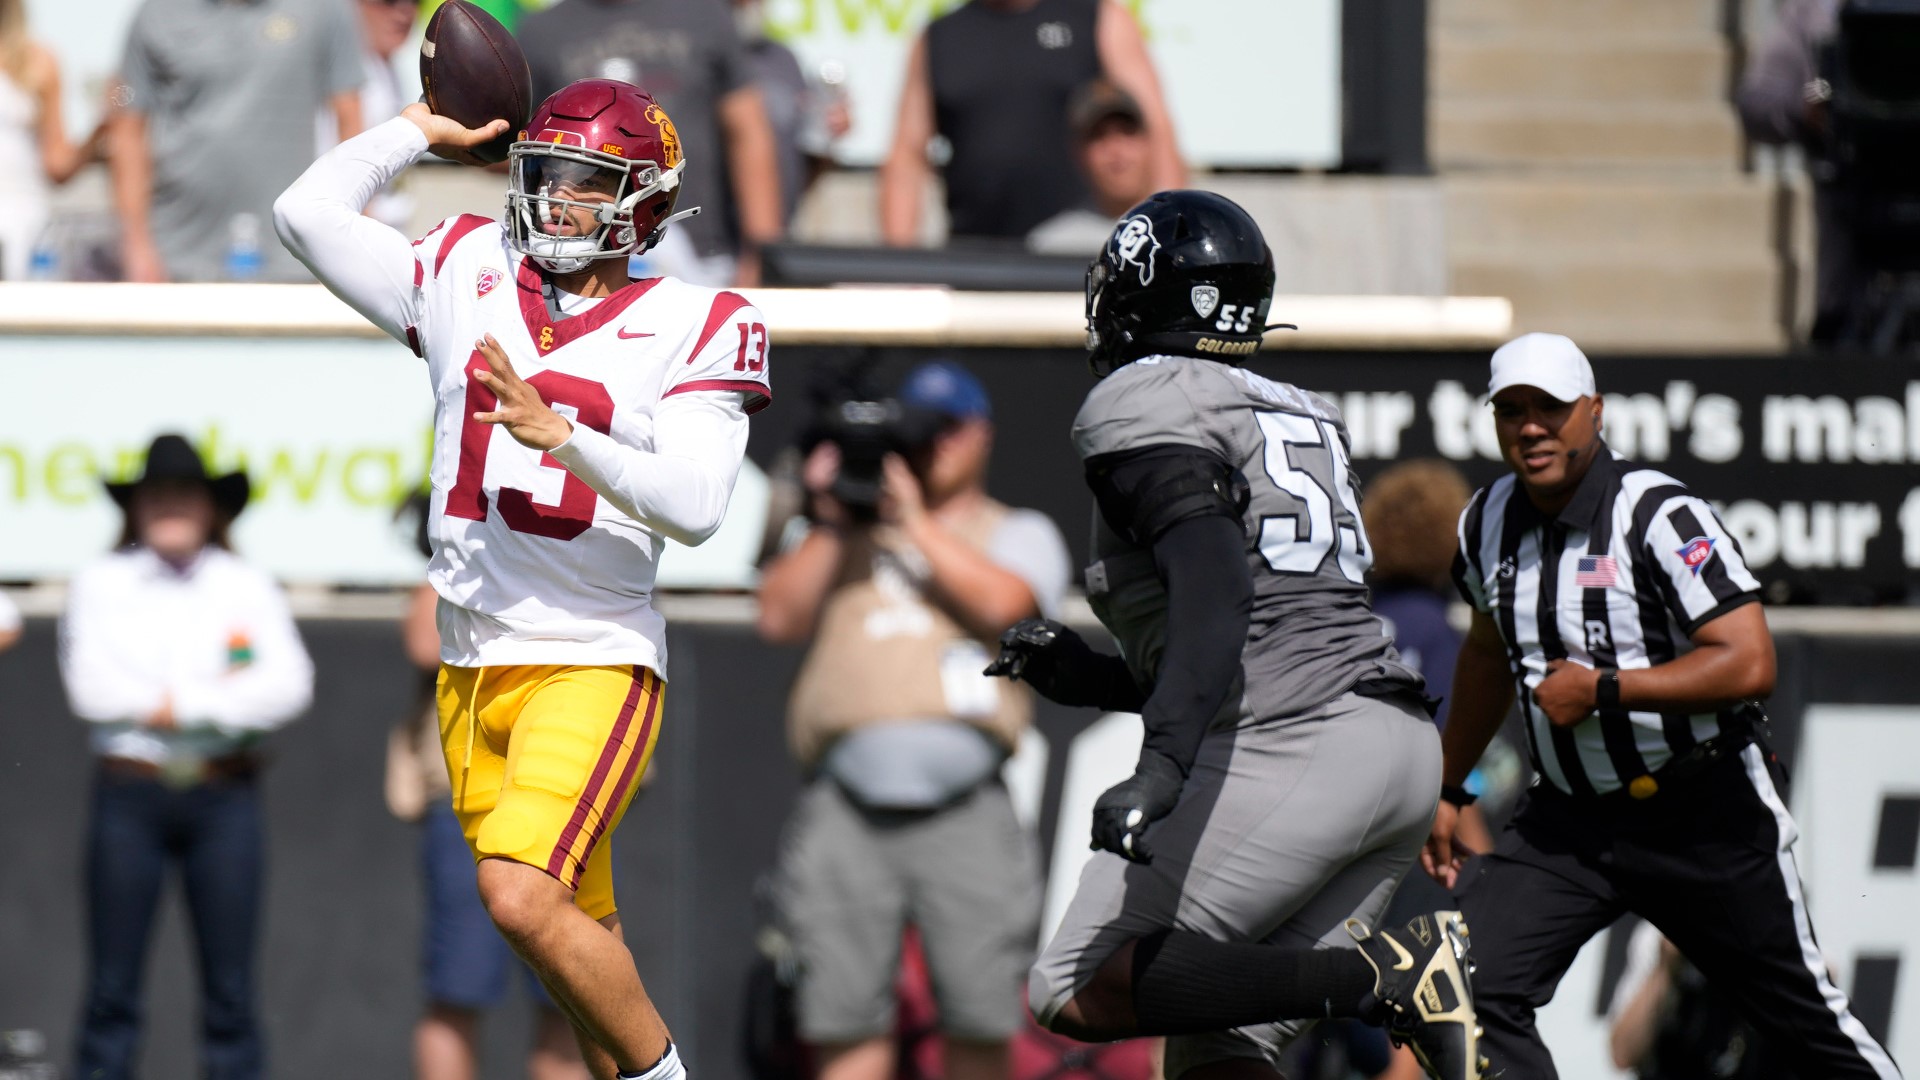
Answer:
[{"left": 1347, "top": 909, "right": 1490, "bottom": 1080}]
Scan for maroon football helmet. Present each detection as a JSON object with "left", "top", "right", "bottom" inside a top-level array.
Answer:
[{"left": 506, "top": 79, "right": 697, "bottom": 273}]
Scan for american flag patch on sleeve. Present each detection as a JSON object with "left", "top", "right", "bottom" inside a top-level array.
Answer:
[{"left": 1574, "top": 555, "right": 1618, "bottom": 588}]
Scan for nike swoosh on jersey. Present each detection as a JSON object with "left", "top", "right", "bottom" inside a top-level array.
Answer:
[{"left": 616, "top": 328, "right": 654, "bottom": 339}]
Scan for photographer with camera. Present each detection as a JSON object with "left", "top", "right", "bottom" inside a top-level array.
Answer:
[{"left": 757, "top": 361, "right": 1070, "bottom": 1080}]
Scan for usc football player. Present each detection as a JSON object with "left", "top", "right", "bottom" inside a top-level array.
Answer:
[{"left": 276, "top": 80, "right": 770, "bottom": 1080}]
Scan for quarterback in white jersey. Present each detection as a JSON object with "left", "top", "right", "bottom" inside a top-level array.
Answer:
[{"left": 274, "top": 80, "right": 760, "bottom": 1080}]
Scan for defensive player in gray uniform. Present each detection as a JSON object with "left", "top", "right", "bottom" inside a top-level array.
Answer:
[{"left": 985, "top": 191, "right": 1487, "bottom": 1080}]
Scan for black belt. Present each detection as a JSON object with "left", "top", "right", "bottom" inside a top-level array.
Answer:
[
  {"left": 1541, "top": 731, "right": 1757, "bottom": 813},
  {"left": 1547, "top": 703, "right": 1771, "bottom": 805},
  {"left": 99, "top": 752, "right": 262, "bottom": 787}
]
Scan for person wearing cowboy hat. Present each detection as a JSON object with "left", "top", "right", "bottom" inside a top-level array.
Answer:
[{"left": 58, "top": 433, "right": 313, "bottom": 1080}]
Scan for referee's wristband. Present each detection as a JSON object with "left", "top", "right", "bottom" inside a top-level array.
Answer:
[
  {"left": 1597, "top": 667, "right": 1621, "bottom": 711},
  {"left": 1440, "top": 784, "right": 1478, "bottom": 809}
]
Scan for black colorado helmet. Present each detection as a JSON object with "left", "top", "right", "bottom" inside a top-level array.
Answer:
[{"left": 1085, "top": 190, "right": 1282, "bottom": 377}]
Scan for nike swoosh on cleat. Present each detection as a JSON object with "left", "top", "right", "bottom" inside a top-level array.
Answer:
[
  {"left": 1386, "top": 937, "right": 1415, "bottom": 971},
  {"left": 617, "top": 328, "right": 654, "bottom": 339}
]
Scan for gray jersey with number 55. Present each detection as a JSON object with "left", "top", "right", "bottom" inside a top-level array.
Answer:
[{"left": 1072, "top": 355, "right": 1422, "bottom": 728}]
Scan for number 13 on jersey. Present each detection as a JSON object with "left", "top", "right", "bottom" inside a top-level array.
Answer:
[{"left": 444, "top": 350, "right": 615, "bottom": 541}]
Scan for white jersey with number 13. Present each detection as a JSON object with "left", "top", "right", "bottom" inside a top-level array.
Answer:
[{"left": 274, "top": 117, "right": 771, "bottom": 675}]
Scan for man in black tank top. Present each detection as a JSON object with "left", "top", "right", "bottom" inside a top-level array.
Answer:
[{"left": 878, "top": 0, "right": 1185, "bottom": 244}]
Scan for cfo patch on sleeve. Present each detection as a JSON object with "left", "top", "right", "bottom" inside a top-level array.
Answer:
[{"left": 1675, "top": 536, "right": 1716, "bottom": 576}]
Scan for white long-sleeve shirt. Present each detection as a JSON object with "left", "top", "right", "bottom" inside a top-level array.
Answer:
[
  {"left": 59, "top": 547, "right": 314, "bottom": 766},
  {"left": 273, "top": 118, "right": 772, "bottom": 672}
]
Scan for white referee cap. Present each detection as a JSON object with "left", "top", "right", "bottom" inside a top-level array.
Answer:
[{"left": 1488, "top": 333, "right": 1596, "bottom": 403}]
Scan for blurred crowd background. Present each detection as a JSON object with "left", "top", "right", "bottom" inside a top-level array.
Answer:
[
  {"left": 2, "top": 2, "right": 1918, "bottom": 1080},
  {"left": 7, "top": 0, "right": 1920, "bottom": 351}
]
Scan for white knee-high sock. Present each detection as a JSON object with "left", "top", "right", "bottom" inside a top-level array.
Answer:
[{"left": 618, "top": 1041, "right": 684, "bottom": 1080}]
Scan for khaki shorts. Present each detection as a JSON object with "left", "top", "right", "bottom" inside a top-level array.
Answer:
[{"left": 775, "top": 777, "right": 1041, "bottom": 1041}]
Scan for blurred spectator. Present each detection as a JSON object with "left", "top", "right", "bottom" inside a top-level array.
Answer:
[
  {"left": 516, "top": 0, "right": 784, "bottom": 286},
  {"left": 1360, "top": 459, "right": 1506, "bottom": 852},
  {"left": 0, "top": 0, "right": 108, "bottom": 280},
  {"left": 757, "top": 361, "right": 1069, "bottom": 1080},
  {"left": 1362, "top": 459, "right": 1472, "bottom": 728},
  {"left": 1608, "top": 921, "right": 1791, "bottom": 1079},
  {"left": 59, "top": 434, "right": 314, "bottom": 1080},
  {"left": 109, "top": 0, "right": 364, "bottom": 282},
  {"left": 385, "top": 494, "right": 589, "bottom": 1080},
  {"left": 317, "top": 0, "right": 421, "bottom": 231},
  {"left": 879, "top": 0, "right": 1183, "bottom": 246},
  {"left": 1025, "top": 78, "right": 1158, "bottom": 255},
  {"left": 732, "top": 0, "right": 848, "bottom": 226},
  {"left": 1737, "top": 0, "right": 1851, "bottom": 343},
  {"left": 0, "top": 589, "right": 19, "bottom": 652}
]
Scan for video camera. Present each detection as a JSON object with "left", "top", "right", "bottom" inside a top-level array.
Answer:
[{"left": 802, "top": 365, "right": 947, "bottom": 523}]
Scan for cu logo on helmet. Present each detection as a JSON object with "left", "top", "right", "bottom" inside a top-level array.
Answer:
[{"left": 1114, "top": 216, "right": 1160, "bottom": 286}]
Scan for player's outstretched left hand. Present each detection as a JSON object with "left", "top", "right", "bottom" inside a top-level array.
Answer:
[
  {"left": 985, "top": 618, "right": 1106, "bottom": 706},
  {"left": 470, "top": 334, "right": 573, "bottom": 451},
  {"left": 1090, "top": 750, "right": 1185, "bottom": 864}
]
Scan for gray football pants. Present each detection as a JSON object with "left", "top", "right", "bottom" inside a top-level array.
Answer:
[{"left": 1028, "top": 691, "right": 1442, "bottom": 1077}]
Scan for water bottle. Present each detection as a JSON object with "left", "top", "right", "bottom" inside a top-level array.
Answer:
[
  {"left": 224, "top": 213, "right": 264, "bottom": 282},
  {"left": 798, "top": 59, "right": 850, "bottom": 159},
  {"left": 26, "top": 239, "right": 58, "bottom": 282}
]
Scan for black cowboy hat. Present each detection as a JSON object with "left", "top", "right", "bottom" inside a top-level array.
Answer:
[{"left": 104, "top": 434, "right": 251, "bottom": 518}]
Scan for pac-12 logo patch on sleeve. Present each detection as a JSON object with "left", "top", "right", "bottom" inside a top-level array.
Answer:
[
  {"left": 1675, "top": 536, "right": 1716, "bottom": 575},
  {"left": 476, "top": 267, "right": 503, "bottom": 298}
]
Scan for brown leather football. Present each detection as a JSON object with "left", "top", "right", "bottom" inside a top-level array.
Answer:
[{"left": 419, "top": 0, "right": 532, "bottom": 164}]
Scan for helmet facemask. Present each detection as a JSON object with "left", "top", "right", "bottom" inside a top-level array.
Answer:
[
  {"left": 1084, "top": 258, "right": 1134, "bottom": 378},
  {"left": 506, "top": 141, "right": 683, "bottom": 274}
]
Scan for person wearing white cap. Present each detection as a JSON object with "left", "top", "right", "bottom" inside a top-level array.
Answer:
[
  {"left": 1483, "top": 332, "right": 1600, "bottom": 502},
  {"left": 1421, "top": 334, "right": 1903, "bottom": 1078}
]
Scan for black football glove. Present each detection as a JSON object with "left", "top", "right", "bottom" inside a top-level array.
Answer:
[
  {"left": 1090, "top": 750, "right": 1186, "bottom": 864},
  {"left": 982, "top": 618, "right": 1105, "bottom": 704}
]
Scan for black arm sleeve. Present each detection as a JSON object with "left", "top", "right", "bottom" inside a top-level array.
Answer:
[
  {"left": 1086, "top": 446, "right": 1250, "bottom": 547},
  {"left": 1140, "top": 514, "right": 1254, "bottom": 775},
  {"left": 1071, "top": 652, "right": 1151, "bottom": 712}
]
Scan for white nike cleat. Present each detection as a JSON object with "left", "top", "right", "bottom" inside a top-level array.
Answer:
[{"left": 1348, "top": 909, "right": 1490, "bottom": 1080}]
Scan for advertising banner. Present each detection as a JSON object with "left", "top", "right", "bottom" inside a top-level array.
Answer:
[
  {"left": 745, "top": 348, "right": 1920, "bottom": 605},
  {"left": 9, "top": 340, "right": 1918, "bottom": 602},
  {"left": 0, "top": 337, "right": 767, "bottom": 587}
]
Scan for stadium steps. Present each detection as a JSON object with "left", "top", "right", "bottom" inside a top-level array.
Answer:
[
  {"left": 1432, "top": 103, "right": 1742, "bottom": 172},
  {"left": 1444, "top": 176, "right": 1774, "bottom": 256},
  {"left": 1433, "top": 0, "right": 1721, "bottom": 34},
  {"left": 1449, "top": 257, "right": 1783, "bottom": 352},
  {"left": 1427, "top": 0, "right": 1784, "bottom": 351},
  {"left": 1433, "top": 34, "right": 1731, "bottom": 107}
]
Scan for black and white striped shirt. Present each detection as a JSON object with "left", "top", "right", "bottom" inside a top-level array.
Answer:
[{"left": 1452, "top": 447, "right": 1763, "bottom": 797}]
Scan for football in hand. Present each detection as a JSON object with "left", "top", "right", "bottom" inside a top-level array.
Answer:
[{"left": 419, "top": 0, "right": 532, "bottom": 164}]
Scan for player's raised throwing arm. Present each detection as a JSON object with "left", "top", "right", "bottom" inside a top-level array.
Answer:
[{"left": 273, "top": 106, "right": 506, "bottom": 344}]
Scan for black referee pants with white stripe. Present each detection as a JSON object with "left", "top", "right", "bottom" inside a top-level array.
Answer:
[{"left": 1454, "top": 743, "right": 1902, "bottom": 1079}]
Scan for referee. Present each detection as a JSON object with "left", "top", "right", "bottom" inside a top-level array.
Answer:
[{"left": 1423, "top": 333, "right": 1902, "bottom": 1079}]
